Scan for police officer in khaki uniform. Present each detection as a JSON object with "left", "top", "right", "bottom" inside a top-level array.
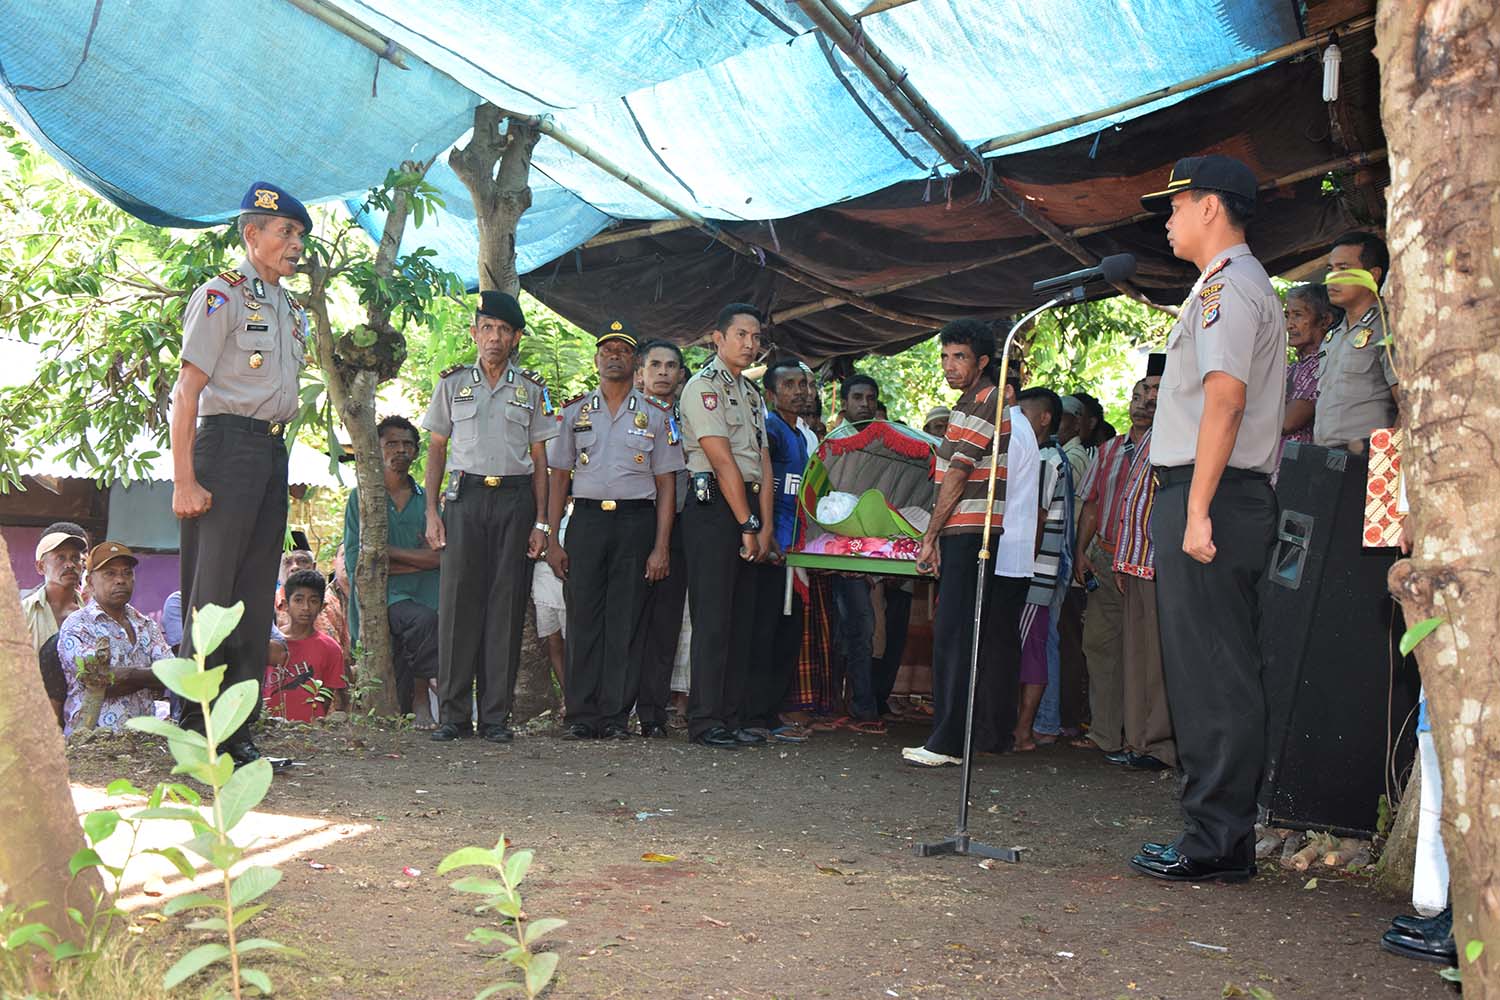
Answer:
[
  {"left": 679, "top": 303, "right": 776, "bottom": 749},
  {"left": 171, "top": 181, "right": 311, "bottom": 766},
  {"left": 545, "top": 323, "right": 684, "bottom": 740},
  {"left": 422, "top": 291, "right": 557, "bottom": 743},
  {"left": 1130, "top": 156, "right": 1285, "bottom": 883},
  {"left": 632, "top": 339, "right": 690, "bottom": 738},
  {"left": 1315, "top": 231, "right": 1398, "bottom": 451}
]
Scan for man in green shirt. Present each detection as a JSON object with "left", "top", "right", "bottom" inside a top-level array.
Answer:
[{"left": 343, "top": 415, "right": 442, "bottom": 727}]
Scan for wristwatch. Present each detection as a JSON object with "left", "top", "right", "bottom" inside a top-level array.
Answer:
[
  {"left": 533, "top": 521, "right": 551, "bottom": 535},
  {"left": 739, "top": 514, "right": 762, "bottom": 534}
]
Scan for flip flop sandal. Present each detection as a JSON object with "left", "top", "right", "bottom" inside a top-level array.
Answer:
[
  {"left": 770, "top": 725, "right": 810, "bottom": 743},
  {"left": 811, "top": 716, "right": 851, "bottom": 732},
  {"left": 849, "top": 720, "right": 888, "bottom": 735}
]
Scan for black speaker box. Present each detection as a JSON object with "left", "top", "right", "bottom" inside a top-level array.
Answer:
[{"left": 1258, "top": 442, "right": 1420, "bottom": 836}]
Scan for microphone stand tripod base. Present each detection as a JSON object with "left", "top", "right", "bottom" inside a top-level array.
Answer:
[{"left": 914, "top": 834, "right": 1020, "bottom": 863}]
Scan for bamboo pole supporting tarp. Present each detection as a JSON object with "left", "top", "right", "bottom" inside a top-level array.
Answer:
[
  {"left": 583, "top": 219, "right": 695, "bottom": 248},
  {"left": 975, "top": 15, "right": 1377, "bottom": 155},
  {"left": 793, "top": 0, "right": 1162, "bottom": 312},
  {"left": 769, "top": 149, "right": 1387, "bottom": 325}
]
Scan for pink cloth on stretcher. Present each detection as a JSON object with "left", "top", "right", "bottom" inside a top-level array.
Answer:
[{"left": 798, "top": 535, "right": 921, "bottom": 560}]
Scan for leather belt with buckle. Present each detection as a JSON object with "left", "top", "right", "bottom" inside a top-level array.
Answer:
[
  {"left": 199, "top": 413, "right": 285, "bottom": 438},
  {"left": 458, "top": 472, "right": 525, "bottom": 490},
  {"left": 575, "top": 498, "right": 652, "bottom": 512}
]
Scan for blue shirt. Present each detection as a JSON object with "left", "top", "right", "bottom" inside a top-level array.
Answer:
[{"left": 766, "top": 410, "right": 809, "bottom": 550}]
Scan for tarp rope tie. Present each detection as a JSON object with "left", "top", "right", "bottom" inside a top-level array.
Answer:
[
  {"left": 980, "top": 161, "right": 995, "bottom": 204},
  {"left": 370, "top": 41, "right": 400, "bottom": 97},
  {"left": 767, "top": 219, "right": 782, "bottom": 253},
  {"left": 0, "top": 0, "right": 103, "bottom": 93},
  {"left": 922, "top": 167, "right": 939, "bottom": 204}
]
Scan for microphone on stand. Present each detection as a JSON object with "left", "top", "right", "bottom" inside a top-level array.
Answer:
[{"left": 1032, "top": 253, "right": 1137, "bottom": 297}]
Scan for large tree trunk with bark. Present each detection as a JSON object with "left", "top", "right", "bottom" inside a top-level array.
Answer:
[
  {"left": 449, "top": 102, "right": 560, "bottom": 722},
  {"left": 449, "top": 103, "right": 541, "bottom": 296},
  {"left": 0, "top": 535, "right": 102, "bottom": 942},
  {"left": 1378, "top": 0, "right": 1500, "bottom": 990}
]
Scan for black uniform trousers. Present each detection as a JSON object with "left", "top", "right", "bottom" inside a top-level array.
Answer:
[
  {"left": 632, "top": 516, "right": 687, "bottom": 729},
  {"left": 388, "top": 599, "right": 439, "bottom": 715},
  {"left": 563, "top": 502, "right": 655, "bottom": 732},
  {"left": 682, "top": 492, "right": 760, "bottom": 739},
  {"left": 875, "top": 584, "right": 913, "bottom": 716},
  {"left": 925, "top": 533, "right": 1028, "bottom": 757},
  {"left": 178, "top": 422, "right": 288, "bottom": 744},
  {"left": 742, "top": 562, "right": 800, "bottom": 730},
  {"left": 1152, "top": 469, "right": 1277, "bottom": 866},
  {"left": 437, "top": 478, "right": 535, "bottom": 730}
]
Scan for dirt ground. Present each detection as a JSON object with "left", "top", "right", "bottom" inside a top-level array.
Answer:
[{"left": 64, "top": 718, "right": 1453, "bottom": 1000}]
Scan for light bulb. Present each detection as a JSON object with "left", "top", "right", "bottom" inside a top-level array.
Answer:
[{"left": 1322, "top": 42, "right": 1342, "bottom": 102}]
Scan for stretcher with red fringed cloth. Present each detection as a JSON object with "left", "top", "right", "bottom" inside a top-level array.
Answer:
[{"left": 784, "top": 420, "right": 939, "bottom": 577}]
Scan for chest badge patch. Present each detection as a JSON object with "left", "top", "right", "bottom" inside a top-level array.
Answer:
[
  {"left": 206, "top": 290, "right": 227, "bottom": 316},
  {"left": 249, "top": 352, "right": 264, "bottom": 369},
  {"left": 633, "top": 453, "right": 645, "bottom": 464},
  {"left": 1202, "top": 303, "right": 1221, "bottom": 328},
  {"left": 701, "top": 393, "right": 719, "bottom": 411},
  {"left": 634, "top": 411, "right": 649, "bottom": 429},
  {"left": 1352, "top": 328, "right": 1374, "bottom": 349}
]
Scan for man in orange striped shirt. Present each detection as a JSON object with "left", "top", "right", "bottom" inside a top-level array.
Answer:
[{"left": 903, "top": 319, "right": 1017, "bottom": 768}]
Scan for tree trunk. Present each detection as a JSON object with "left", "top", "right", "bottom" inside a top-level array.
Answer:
[
  {"left": 1376, "top": 766, "right": 1420, "bottom": 898},
  {"left": 449, "top": 103, "right": 541, "bottom": 296},
  {"left": 1378, "top": 0, "right": 1500, "bottom": 990},
  {"left": 449, "top": 102, "right": 559, "bottom": 722},
  {"left": 0, "top": 534, "right": 102, "bottom": 942}
]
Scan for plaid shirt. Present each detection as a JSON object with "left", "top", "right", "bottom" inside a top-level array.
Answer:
[
  {"left": 1080, "top": 433, "right": 1136, "bottom": 554},
  {"left": 1111, "top": 429, "right": 1156, "bottom": 580}
]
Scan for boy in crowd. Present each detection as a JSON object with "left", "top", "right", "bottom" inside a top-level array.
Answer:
[{"left": 264, "top": 569, "right": 348, "bottom": 722}]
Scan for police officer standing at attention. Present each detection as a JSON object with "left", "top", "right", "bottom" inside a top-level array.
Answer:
[
  {"left": 423, "top": 291, "right": 556, "bottom": 743},
  {"left": 172, "top": 181, "right": 311, "bottom": 766},
  {"left": 546, "top": 323, "right": 684, "bottom": 740},
  {"left": 1130, "top": 156, "right": 1285, "bottom": 883},
  {"left": 679, "top": 303, "right": 776, "bottom": 749}
]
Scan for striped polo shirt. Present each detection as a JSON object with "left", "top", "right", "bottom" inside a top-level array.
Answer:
[
  {"left": 934, "top": 379, "right": 1011, "bottom": 536},
  {"left": 1079, "top": 432, "right": 1137, "bottom": 554},
  {"left": 1111, "top": 429, "right": 1156, "bottom": 580}
]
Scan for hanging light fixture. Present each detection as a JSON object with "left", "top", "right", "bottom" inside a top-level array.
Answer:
[{"left": 1322, "top": 35, "right": 1342, "bottom": 102}]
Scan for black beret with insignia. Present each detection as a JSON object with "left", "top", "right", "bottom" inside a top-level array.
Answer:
[
  {"left": 240, "top": 181, "right": 313, "bottom": 233},
  {"left": 477, "top": 290, "right": 526, "bottom": 331}
]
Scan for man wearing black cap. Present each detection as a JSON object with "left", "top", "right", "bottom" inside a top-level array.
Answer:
[
  {"left": 545, "top": 323, "right": 684, "bottom": 740},
  {"left": 422, "top": 291, "right": 557, "bottom": 743},
  {"left": 171, "top": 181, "right": 312, "bottom": 766},
  {"left": 1130, "top": 156, "right": 1285, "bottom": 882}
]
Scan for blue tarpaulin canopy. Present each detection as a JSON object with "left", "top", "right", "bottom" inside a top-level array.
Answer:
[{"left": 1, "top": 2, "right": 1383, "bottom": 355}]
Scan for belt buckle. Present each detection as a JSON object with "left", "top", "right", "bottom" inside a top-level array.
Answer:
[
  {"left": 269, "top": 422, "right": 284, "bottom": 436},
  {"left": 601, "top": 499, "right": 617, "bottom": 512},
  {"left": 749, "top": 482, "right": 760, "bottom": 495},
  {"left": 484, "top": 475, "right": 501, "bottom": 487}
]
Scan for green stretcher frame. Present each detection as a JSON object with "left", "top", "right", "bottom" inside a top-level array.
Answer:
[{"left": 784, "top": 551, "right": 922, "bottom": 576}]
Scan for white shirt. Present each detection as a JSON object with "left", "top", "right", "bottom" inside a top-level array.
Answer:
[
  {"left": 795, "top": 416, "right": 819, "bottom": 453},
  {"left": 994, "top": 406, "right": 1040, "bottom": 579}
]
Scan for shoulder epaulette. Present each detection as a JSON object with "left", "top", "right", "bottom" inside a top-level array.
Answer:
[
  {"left": 1203, "top": 257, "right": 1232, "bottom": 282},
  {"left": 521, "top": 367, "right": 547, "bottom": 385},
  {"left": 439, "top": 363, "right": 466, "bottom": 378},
  {"left": 644, "top": 394, "right": 673, "bottom": 411},
  {"left": 217, "top": 270, "right": 246, "bottom": 287},
  {"left": 562, "top": 392, "right": 587, "bottom": 409}
]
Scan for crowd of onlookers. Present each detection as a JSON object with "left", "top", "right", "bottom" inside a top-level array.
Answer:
[{"left": 21, "top": 230, "right": 1397, "bottom": 784}]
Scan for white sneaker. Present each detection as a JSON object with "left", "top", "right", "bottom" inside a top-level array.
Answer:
[{"left": 901, "top": 745, "right": 962, "bottom": 767}]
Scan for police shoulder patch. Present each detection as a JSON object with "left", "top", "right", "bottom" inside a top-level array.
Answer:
[
  {"left": 439, "top": 363, "right": 466, "bottom": 378},
  {"left": 1202, "top": 302, "right": 1222, "bottom": 329},
  {"left": 217, "top": 270, "right": 247, "bottom": 287}
]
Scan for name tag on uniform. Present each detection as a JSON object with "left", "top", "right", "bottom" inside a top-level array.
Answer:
[
  {"left": 246, "top": 323, "right": 269, "bottom": 332},
  {"left": 626, "top": 428, "right": 654, "bottom": 439}
]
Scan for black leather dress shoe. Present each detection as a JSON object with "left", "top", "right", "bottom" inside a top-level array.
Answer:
[
  {"left": 430, "top": 723, "right": 469, "bottom": 742},
  {"left": 1139, "top": 841, "right": 1174, "bottom": 858},
  {"left": 693, "top": 727, "right": 741, "bottom": 749},
  {"left": 1127, "top": 753, "right": 1170, "bottom": 771},
  {"left": 1381, "top": 926, "right": 1457, "bottom": 964},
  {"left": 1129, "top": 847, "right": 1254, "bottom": 883},
  {"left": 482, "top": 725, "right": 515, "bottom": 744},
  {"left": 561, "top": 723, "right": 594, "bottom": 740},
  {"left": 225, "top": 738, "right": 261, "bottom": 767},
  {"left": 1103, "top": 750, "right": 1132, "bottom": 765},
  {"left": 733, "top": 728, "right": 766, "bottom": 745},
  {"left": 640, "top": 722, "right": 669, "bottom": 738},
  {"left": 1390, "top": 906, "right": 1451, "bottom": 938},
  {"left": 602, "top": 723, "right": 631, "bottom": 740}
]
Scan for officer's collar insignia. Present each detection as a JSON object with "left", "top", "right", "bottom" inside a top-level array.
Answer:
[
  {"left": 1360, "top": 306, "right": 1379, "bottom": 326},
  {"left": 472, "top": 368, "right": 482, "bottom": 383},
  {"left": 1202, "top": 257, "right": 1232, "bottom": 283},
  {"left": 219, "top": 270, "right": 247, "bottom": 288},
  {"left": 506, "top": 368, "right": 515, "bottom": 384},
  {"left": 627, "top": 395, "right": 638, "bottom": 412},
  {"left": 252, "top": 277, "right": 266, "bottom": 300},
  {"left": 590, "top": 394, "right": 601, "bottom": 411},
  {"left": 205, "top": 290, "right": 227, "bottom": 316}
]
